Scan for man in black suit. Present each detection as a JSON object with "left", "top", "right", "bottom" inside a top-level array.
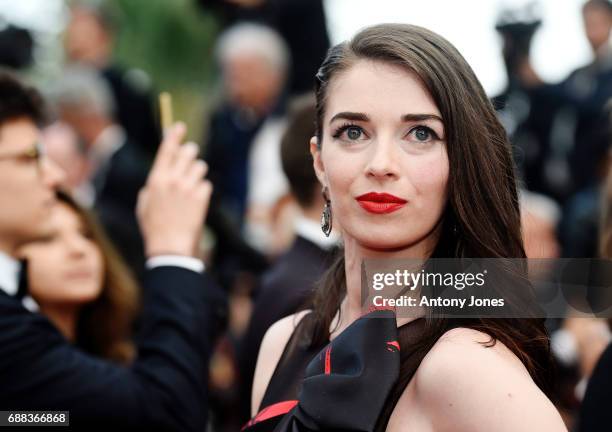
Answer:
[
  {"left": 238, "top": 96, "right": 338, "bottom": 421},
  {"left": 0, "top": 72, "right": 225, "bottom": 430}
]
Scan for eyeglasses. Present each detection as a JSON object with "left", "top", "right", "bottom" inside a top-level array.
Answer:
[{"left": 0, "top": 141, "right": 44, "bottom": 172}]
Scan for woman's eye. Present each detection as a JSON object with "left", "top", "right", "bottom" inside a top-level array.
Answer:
[
  {"left": 410, "top": 126, "right": 434, "bottom": 142},
  {"left": 346, "top": 126, "right": 362, "bottom": 140},
  {"left": 333, "top": 124, "right": 366, "bottom": 142}
]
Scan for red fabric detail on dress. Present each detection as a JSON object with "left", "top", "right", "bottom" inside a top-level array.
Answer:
[
  {"left": 386, "top": 340, "right": 400, "bottom": 352},
  {"left": 324, "top": 346, "right": 332, "bottom": 375},
  {"left": 242, "top": 400, "right": 299, "bottom": 430}
]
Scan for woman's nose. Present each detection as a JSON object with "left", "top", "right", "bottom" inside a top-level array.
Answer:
[
  {"left": 365, "top": 138, "right": 400, "bottom": 180},
  {"left": 66, "top": 236, "right": 88, "bottom": 258}
]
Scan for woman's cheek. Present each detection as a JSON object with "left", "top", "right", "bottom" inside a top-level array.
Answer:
[
  {"left": 91, "top": 247, "right": 105, "bottom": 288},
  {"left": 28, "top": 254, "right": 61, "bottom": 300},
  {"left": 327, "top": 173, "right": 355, "bottom": 224},
  {"left": 410, "top": 155, "right": 449, "bottom": 197},
  {"left": 329, "top": 177, "right": 353, "bottom": 204}
]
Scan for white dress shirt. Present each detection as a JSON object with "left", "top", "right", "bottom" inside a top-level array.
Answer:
[
  {"left": 0, "top": 251, "right": 20, "bottom": 296},
  {"left": 247, "top": 117, "right": 289, "bottom": 208},
  {"left": 0, "top": 251, "right": 38, "bottom": 311}
]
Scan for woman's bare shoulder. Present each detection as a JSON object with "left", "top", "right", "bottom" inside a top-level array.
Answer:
[
  {"left": 400, "top": 327, "right": 566, "bottom": 432},
  {"left": 250, "top": 310, "right": 312, "bottom": 417}
]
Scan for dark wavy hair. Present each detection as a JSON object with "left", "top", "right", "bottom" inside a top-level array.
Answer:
[{"left": 310, "top": 23, "right": 552, "bottom": 429}]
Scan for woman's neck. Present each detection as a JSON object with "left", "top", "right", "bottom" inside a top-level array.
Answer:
[
  {"left": 39, "top": 304, "right": 80, "bottom": 342},
  {"left": 330, "top": 232, "right": 437, "bottom": 339}
]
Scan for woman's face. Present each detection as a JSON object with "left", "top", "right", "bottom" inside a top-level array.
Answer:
[
  {"left": 311, "top": 60, "right": 449, "bottom": 252},
  {"left": 19, "top": 203, "right": 104, "bottom": 306}
]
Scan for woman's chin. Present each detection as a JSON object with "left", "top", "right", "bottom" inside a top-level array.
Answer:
[
  {"left": 354, "top": 235, "right": 417, "bottom": 252},
  {"left": 55, "top": 285, "right": 103, "bottom": 304},
  {"left": 345, "top": 227, "right": 435, "bottom": 254}
]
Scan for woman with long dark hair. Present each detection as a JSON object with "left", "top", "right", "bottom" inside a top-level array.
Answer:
[
  {"left": 18, "top": 190, "right": 139, "bottom": 363},
  {"left": 247, "top": 23, "right": 566, "bottom": 431}
]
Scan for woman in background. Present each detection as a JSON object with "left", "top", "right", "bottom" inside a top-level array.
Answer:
[{"left": 18, "top": 190, "right": 139, "bottom": 364}]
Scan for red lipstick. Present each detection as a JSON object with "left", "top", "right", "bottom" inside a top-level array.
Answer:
[{"left": 355, "top": 192, "right": 407, "bottom": 214}]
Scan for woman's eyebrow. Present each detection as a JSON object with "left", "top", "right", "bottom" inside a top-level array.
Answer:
[
  {"left": 401, "top": 113, "right": 443, "bottom": 123},
  {"left": 329, "top": 112, "right": 443, "bottom": 124},
  {"left": 329, "top": 111, "right": 370, "bottom": 123}
]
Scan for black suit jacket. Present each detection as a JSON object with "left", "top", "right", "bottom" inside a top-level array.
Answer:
[
  {"left": 0, "top": 266, "right": 226, "bottom": 431},
  {"left": 238, "top": 235, "right": 335, "bottom": 421},
  {"left": 579, "top": 343, "right": 612, "bottom": 431}
]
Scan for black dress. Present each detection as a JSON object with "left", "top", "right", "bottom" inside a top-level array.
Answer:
[{"left": 243, "top": 309, "right": 427, "bottom": 431}]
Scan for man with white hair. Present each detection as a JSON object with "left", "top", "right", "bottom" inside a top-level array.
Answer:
[
  {"left": 51, "top": 66, "right": 150, "bottom": 274},
  {"left": 215, "top": 23, "right": 289, "bottom": 119},
  {"left": 203, "top": 22, "right": 288, "bottom": 286},
  {"left": 205, "top": 23, "right": 288, "bottom": 228}
]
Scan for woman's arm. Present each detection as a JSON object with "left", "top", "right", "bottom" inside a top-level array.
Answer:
[
  {"left": 251, "top": 310, "right": 310, "bottom": 416},
  {"left": 410, "top": 327, "right": 567, "bottom": 432}
]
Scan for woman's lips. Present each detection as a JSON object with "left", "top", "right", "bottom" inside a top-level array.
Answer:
[
  {"left": 64, "top": 269, "right": 95, "bottom": 280},
  {"left": 355, "top": 192, "right": 407, "bottom": 214}
]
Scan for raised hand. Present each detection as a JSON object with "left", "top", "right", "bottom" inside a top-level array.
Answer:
[{"left": 137, "top": 123, "right": 212, "bottom": 258}]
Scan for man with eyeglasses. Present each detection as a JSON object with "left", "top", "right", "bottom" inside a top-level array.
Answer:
[{"left": 0, "top": 72, "right": 226, "bottom": 430}]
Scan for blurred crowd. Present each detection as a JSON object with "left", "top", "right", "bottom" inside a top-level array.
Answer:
[{"left": 2, "top": 0, "right": 612, "bottom": 431}]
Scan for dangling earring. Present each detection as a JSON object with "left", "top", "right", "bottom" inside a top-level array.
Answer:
[{"left": 321, "top": 186, "right": 332, "bottom": 237}]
